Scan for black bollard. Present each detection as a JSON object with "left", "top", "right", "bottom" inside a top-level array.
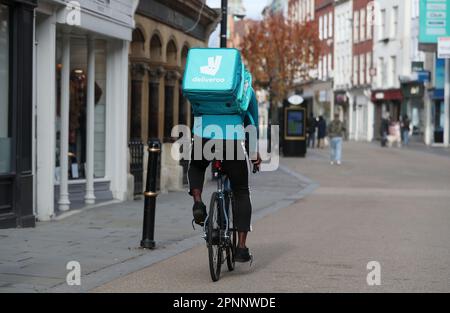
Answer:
[{"left": 140, "top": 139, "right": 161, "bottom": 249}]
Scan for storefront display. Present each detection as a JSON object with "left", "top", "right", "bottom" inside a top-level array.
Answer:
[{"left": 55, "top": 38, "right": 106, "bottom": 182}]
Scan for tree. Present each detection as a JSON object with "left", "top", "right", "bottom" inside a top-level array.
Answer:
[{"left": 240, "top": 14, "right": 321, "bottom": 124}]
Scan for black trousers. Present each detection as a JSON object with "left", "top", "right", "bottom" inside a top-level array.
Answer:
[{"left": 187, "top": 138, "right": 252, "bottom": 232}]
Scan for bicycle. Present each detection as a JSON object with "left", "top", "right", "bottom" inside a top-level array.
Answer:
[{"left": 203, "top": 160, "right": 257, "bottom": 282}]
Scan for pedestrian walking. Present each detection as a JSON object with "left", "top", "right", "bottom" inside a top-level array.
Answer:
[
  {"left": 317, "top": 116, "right": 327, "bottom": 149},
  {"left": 387, "top": 120, "right": 402, "bottom": 148},
  {"left": 307, "top": 114, "right": 317, "bottom": 149},
  {"left": 401, "top": 115, "right": 411, "bottom": 146},
  {"left": 380, "top": 114, "right": 390, "bottom": 147},
  {"left": 328, "top": 113, "right": 345, "bottom": 165}
]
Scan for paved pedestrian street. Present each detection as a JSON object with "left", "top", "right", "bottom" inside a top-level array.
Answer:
[
  {"left": 0, "top": 160, "right": 305, "bottom": 292},
  {"left": 95, "top": 142, "right": 450, "bottom": 293}
]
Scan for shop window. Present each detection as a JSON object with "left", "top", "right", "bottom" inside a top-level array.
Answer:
[
  {"left": 55, "top": 36, "right": 107, "bottom": 181},
  {"left": 148, "top": 82, "right": 159, "bottom": 139},
  {"left": 0, "top": 5, "right": 10, "bottom": 174}
]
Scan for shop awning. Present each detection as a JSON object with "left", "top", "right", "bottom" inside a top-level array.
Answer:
[{"left": 371, "top": 89, "right": 403, "bottom": 102}]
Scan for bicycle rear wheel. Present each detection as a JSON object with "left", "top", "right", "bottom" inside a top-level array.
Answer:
[
  {"left": 208, "top": 192, "right": 222, "bottom": 282},
  {"left": 226, "top": 193, "right": 236, "bottom": 271}
]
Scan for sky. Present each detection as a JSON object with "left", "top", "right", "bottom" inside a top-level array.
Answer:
[
  {"left": 206, "top": 0, "right": 269, "bottom": 47},
  {"left": 206, "top": 0, "right": 268, "bottom": 20}
]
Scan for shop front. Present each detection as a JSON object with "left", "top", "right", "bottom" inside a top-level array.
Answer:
[
  {"left": 401, "top": 81, "right": 425, "bottom": 142},
  {"left": 0, "top": 0, "right": 37, "bottom": 228},
  {"left": 34, "top": 0, "right": 138, "bottom": 221},
  {"left": 334, "top": 91, "right": 350, "bottom": 139},
  {"left": 429, "top": 89, "right": 445, "bottom": 144},
  {"left": 313, "top": 81, "right": 334, "bottom": 123},
  {"left": 371, "top": 89, "right": 403, "bottom": 140}
]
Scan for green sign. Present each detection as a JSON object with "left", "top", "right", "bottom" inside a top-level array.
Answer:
[{"left": 419, "top": 0, "right": 450, "bottom": 43}]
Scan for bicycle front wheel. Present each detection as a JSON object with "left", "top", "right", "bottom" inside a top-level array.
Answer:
[{"left": 208, "top": 192, "right": 222, "bottom": 282}]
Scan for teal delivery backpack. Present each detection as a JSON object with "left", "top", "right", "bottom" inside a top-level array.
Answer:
[{"left": 182, "top": 48, "right": 253, "bottom": 116}]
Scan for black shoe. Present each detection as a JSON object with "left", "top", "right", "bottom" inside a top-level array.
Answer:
[
  {"left": 192, "top": 202, "right": 207, "bottom": 226},
  {"left": 235, "top": 247, "right": 252, "bottom": 263}
]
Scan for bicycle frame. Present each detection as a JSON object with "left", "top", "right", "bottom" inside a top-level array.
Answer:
[{"left": 203, "top": 163, "right": 232, "bottom": 243}]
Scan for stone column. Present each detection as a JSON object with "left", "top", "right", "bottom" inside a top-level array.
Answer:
[
  {"left": 164, "top": 70, "right": 181, "bottom": 142},
  {"left": 147, "top": 66, "right": 165, "bottom": 140},
  {"left": 36, "top": 13, "right": 56, "bottom": 220},
  {"left": 85, "top": 36, "right": 96, "bottom": 204},
  {"left": 130, "top": 63, "right": 146, "bottom": 140},
  {"left": 58, "top": 33, "right": 71, "bottom": 212}
]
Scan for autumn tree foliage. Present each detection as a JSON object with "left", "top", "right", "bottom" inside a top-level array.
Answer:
[{"left": 240, "top": 14, "right": 321, "bottom": 123}]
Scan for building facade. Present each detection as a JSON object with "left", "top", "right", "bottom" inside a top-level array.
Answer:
[
  {"left": 372, "top": 0, "right": 413, "bottom": 139},
  {"left": 0, "top": 0, "right": 37, "bottom": 228},
  {"left": 314, "top": 0, "right": 334, "bottom": 122},
  {"left": 128, "top": 0, "right": 219, "bottom": 193},
  {"left": 33, "top": 0, "right": 138, "bottom": 222},
  {"left": 333, "top": 0, "right": 353, "bottom": 138},
  {"left": 347, "top": 0, "right": 374, "bottom": 141}
]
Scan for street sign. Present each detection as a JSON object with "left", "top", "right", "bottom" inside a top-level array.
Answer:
[
  {"left": 288, "top": 95, "right": 304, "bottom": 105},
  {"left": 419, "top": 0, "right": 450, "bottom": 44},
  {"left": 417, "top": 70, "right": 431, "bottom": 83},
  {"left": 438, "top": 37, "right": 450, "bottom": 58}
]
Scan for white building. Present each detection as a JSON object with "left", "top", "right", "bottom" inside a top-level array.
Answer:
[
  {"left": 333, "top": 0, "right": 353, "bottom": 137},
  {"left": 372, "top": 0, "right": 426, "bottom": 141},
  {"left": 34, "top": 0, "right": 138, "bottom": 221}
]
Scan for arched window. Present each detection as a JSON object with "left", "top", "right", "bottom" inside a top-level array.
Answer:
[
  {"left": 131, "top": 28, "right": 145, "bottom": 56},
  {"left": 150, "top": 34, "right": 162, "bottom": 61},
  {"left": 181, "top": 45, "right": 189, "bottom": 69},
  {"left": 166, "top": 40, "right": 177, "bottom": 66}
]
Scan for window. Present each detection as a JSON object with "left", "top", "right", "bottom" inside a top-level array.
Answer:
[
  {"left": 55, "top": 37, "right": 107, "bottom": 180},
  {"left": 328, "top": 53, "right": 332, "bottom": 76},
  {"left": 366, "top": 52, "right": 372, "bottom": 84},
  {"left": 354, "top": 11, "right": 359, "bottom": 43},
  {"left": 328, "top": 12, "right": 333, "bottom": 38},
  {"left": 318, "top": 58, "right": 323, "bottom": 80},
  {"left": 391, "top": 6, "right": 398, "bottom": 38},
  {"left": 367, "top": 4, "right": 373, "bottom": 39},
  {"left": 324, "top": 14, "right": 328, "bottom": 39},
  {"left": 323, "top": 55, "right": 328, "bottom": 79},
  {"left": 353, "top": 56, "right": 359, "bottom": 86},
  {"left": 360, "top": 54, "right": 365, "bottom": 85},
  {"left": 378, "top": 57, "right": 385, "bottom": 86},
  {"left": 0, "top": 4, "right": 11, "bottom": 174},
  {"left": 390, "top": 56, "right": 397, "bottom": 86},
  {"left": 319, "top": 16, "right": 323, "bottom": 40},
  {"left": 380, "top": 9, "right": 386, "bottom": 40},
  {"left": 360, "top": 9, "right": 366, "bottom": 42}
]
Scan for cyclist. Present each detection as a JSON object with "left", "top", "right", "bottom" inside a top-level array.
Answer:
[{"left": 188, "top": 89, "right": 261, "bottom": 263}]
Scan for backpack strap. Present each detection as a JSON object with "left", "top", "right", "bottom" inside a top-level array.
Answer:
[{"left": 246, "top": 110, "right": 255, "bottom": 126}]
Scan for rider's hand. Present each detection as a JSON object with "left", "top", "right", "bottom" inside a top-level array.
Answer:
[{"left": 251, "top": 152, "right": 262, "bottom": 172}]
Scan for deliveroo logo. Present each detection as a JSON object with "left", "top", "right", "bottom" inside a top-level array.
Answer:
[
  {"left": 192, "top": 55, "right": 225, "bottom": 83},
  {"left": 200, "top": 56, "right": 222, "bottom": 76}
]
